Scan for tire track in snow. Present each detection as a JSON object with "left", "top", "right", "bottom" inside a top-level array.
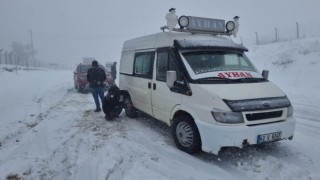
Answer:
[
  {"left": 0, "top": 88, "right": 93, "bottom": 179},
  {"left": 19, "top": 91, "right": 134, "bottom": 179},
  {"left": 0, "top": 88, "right": 75, "bottom": 151}
]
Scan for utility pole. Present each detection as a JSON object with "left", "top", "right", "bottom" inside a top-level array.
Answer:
[
  {"left": 296, "top": 22, "right": 300, "bottom": 39},
  {"left": 275, "top": 27, "right": 278, "bottom": 42},
  {"left": 255, "top": 32, "right": 259, "bottom": 45},
  {"left": 29, "top": 30, "right": 35, "bottom": 65},
  {"left": 0, "top": 49, "right": 3, "bottom": 64}
]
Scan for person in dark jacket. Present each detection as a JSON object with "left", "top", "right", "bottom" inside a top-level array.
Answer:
[
  {"left": 111, "top": 62, "right": 117, "bottom": 82},
  {"left": 87, "top": 60, "right": 106, "bottom": 112}
]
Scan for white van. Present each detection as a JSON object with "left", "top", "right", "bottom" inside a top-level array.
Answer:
[{"left": 118, "top": 16, "right": 295, "bottom": 154}]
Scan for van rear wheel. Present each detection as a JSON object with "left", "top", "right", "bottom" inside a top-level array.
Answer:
[
  {"left": 172, "top": 115, "right": 201, "bottom": 154},
  {"left": 124, "top": 96, "right": 138, "bottom": 118}
]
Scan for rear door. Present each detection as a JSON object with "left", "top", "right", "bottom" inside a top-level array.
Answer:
[
  {"left": 151, "top": 48, "right": 182, "bottom": 125},
  {"left": 131, "top": 51, "right": 155, "bottom": 116}
]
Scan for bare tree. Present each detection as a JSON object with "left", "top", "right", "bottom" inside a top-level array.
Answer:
[{"left": 9, "top": 41, "right": 36, "bottom": 67}]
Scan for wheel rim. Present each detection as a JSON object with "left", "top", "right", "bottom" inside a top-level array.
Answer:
[{"left": 176, "top": 122, "right": 194, "bottom": 147}]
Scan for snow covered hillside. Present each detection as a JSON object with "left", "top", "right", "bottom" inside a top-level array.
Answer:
[
  {"left": 247, "top": 37, "right": 320, "bottom": 104},
  {"left": 0, "top": 37, "right": 320, "bottom": 180}
]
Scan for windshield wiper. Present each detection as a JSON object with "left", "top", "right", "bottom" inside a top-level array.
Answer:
[
  {"left": 196, "top": 77, "right": 266, "bottom": 83},
  {"left": 197, "top": 77, "right": 225, "bottom": 81},
  {"left": 229, "top": 78, "right": 266, "bottom": 82},
  {"left": 196, "top": 77, "right": 237, "bottom": 84}
]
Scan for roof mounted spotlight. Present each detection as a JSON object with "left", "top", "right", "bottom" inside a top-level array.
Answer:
[
  {"left": 226, "top": 21, "right": 235, "bottom": 32},
  {"left": 178, "top": 16, "right": 189, "bottom": 29}
]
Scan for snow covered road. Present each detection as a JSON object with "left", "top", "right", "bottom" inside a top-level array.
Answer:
[
  {"left": 1, "top": 38, "right": 320, "bottom": 179},
  {"left": 0, "top": 72, "right": 235, "bottom": 179},
  {"left": 0, "top": 69, "right": 319, "bottom": 180}
]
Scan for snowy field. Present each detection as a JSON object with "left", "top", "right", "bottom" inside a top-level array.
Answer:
[{"left": 0, "top": 37, "right": 320, "bottom": 180}]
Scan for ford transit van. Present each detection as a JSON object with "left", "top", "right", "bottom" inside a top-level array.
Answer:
[{"left": 118, "top": 16, "right": 295, "bottom": 154}]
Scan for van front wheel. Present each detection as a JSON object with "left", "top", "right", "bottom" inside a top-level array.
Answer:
[
  {"left": 124, "top": 96, "right": 138, "bottom": 118},
  {"left": 172, "top": 115, "right": 201, "bottom": 154}
]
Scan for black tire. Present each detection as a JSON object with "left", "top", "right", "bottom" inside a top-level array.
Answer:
[
  {"left": 124, "top": 96, "right": 138, "bottom": 118},
  {"left": 172, "top": 114, "right": 201, "bottom": 154}
]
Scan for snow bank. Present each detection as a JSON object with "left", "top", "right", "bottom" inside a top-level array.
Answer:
[{"left": 247, "top": 37, "right": 320, "bottom": 105}]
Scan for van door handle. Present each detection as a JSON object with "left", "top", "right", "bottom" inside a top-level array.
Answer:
[
  {"left": 148, "top": 82, "right": 151, "bottom": 89},
  {"left": 153, "top": 83, "right": 156, "bottom": 90}
]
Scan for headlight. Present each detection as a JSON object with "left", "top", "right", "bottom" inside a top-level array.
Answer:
[
  {"left": 211, "top": 109, "right": 244, "bottom": 124},
  {"left": 287, "top": 105, "right": 293, "bottom": 117}
]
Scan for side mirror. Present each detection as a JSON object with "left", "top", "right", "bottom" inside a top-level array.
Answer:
[
  {"left": 262, "top": 70, "right": 269, "bottom": 80},
  {"left": 73, "top": 71, "right": 77, "bottom": 74},
  {"left": 166, "top": 71, "right": 177, "bottom": 88}
]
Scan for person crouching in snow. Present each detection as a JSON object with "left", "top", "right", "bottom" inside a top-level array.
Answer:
[
  {"left": 103, "top": 84, "right": 122, "bottom": 120},
  {"left": 87, "top": 60, "right": 106, "bottom": 112}
]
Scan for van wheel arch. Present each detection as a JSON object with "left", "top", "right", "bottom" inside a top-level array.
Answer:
[{"left": 171, "top": 111, "right": 202, "bottom": 154}]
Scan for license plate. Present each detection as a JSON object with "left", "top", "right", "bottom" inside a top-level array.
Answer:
[{"left": 257, "top": 131, "right": 282, "bottom": 144}]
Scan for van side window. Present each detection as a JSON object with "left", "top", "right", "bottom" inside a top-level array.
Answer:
[
  {"left": 156, "top": 50, "right": 180, "bottom": 82},
  {"left": 168, "top": 52, "right": 181, "bottom": 81},
  {"left": 156, "top": 52, "right": 168, "bottom": 81},
  {"left": 134, "top": 52, "right": 155, "bottom": 79}
]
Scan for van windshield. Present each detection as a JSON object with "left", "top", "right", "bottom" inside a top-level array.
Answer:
[
  {"left": 182, "top": 51, "right": 258, "bottom": 74},
  {"left": 180, "top": 51, "right": 263, "bottom": 82}
]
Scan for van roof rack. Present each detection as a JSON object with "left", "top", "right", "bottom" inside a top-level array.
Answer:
[
  {"left": 162, "top": 15, "right": 237, "bottom": 37},
  {"left": 160, "top": 26, "right": 232, "bottom": 36}
]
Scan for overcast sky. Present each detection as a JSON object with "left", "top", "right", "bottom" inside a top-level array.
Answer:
[{"left": 1, "top": 0, "right": 320, "bottom": 66}]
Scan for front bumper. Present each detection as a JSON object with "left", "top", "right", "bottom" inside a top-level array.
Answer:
[{"left": 195, "top": 117, "right": 296, "bottom": 154}]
